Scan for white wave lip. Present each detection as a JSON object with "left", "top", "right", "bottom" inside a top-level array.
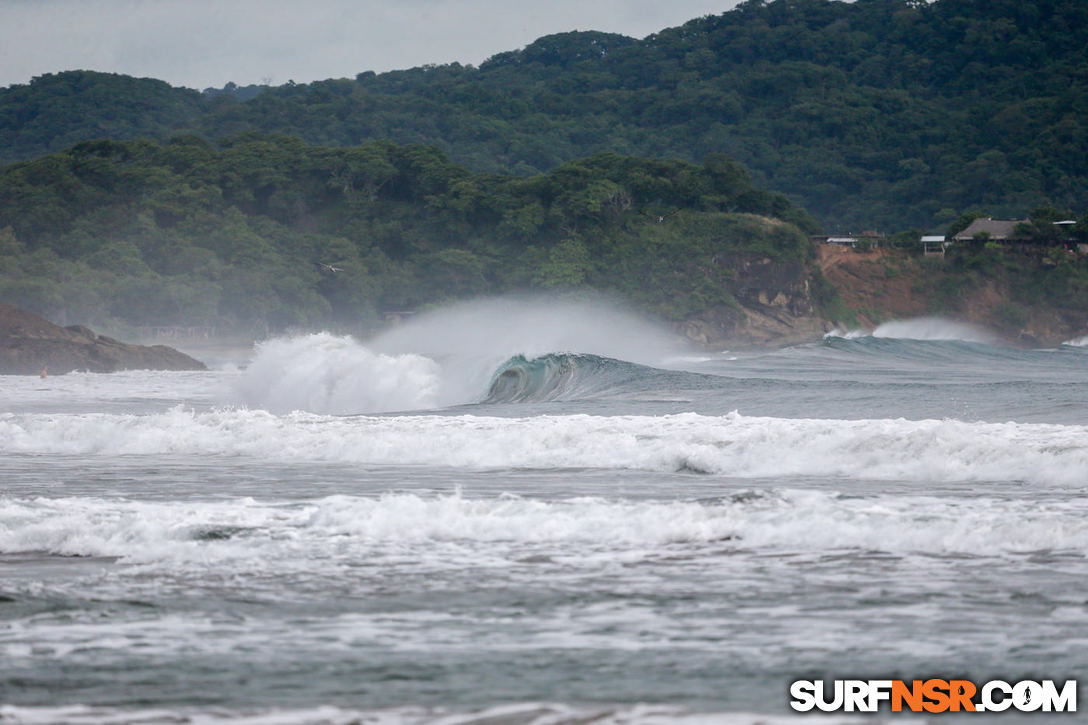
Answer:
[
  {"left": 4, "top": 489, "right": 1088, "bottom": 564},
  {"left": 823, "top": 327, "right": 869, "bottom": 340},
  {"left": 1, "top": 409, "right": 1086, "bottom": 485},
  {"left": 826, "top": 317, "right": 996, "bottom": 343},
  {"left": 1063, "top": 334, "right": 1088, "bottom": 347},
  {"left": 235, "top": 333, "right": 441, "bottom": 414},
  {"left": 873, "top": 317, "right": 996, "bottom": 342}
]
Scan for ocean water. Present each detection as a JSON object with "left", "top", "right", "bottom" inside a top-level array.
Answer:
[{"left": 2, "top": 300, "right": 1087, "bottom": 724}]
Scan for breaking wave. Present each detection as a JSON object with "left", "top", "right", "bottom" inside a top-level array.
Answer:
[
  {"left": 235, "top": 333, "right": 440, "bottom": 414},
  {"left": 820, "top": 318, "right": 1034, "bottom": 365},
  {"left": 1, "top": 409, "right": 1085, "bottom": 485},
  {"left": 826, "top": 317, "right": 996, "bottom": 343},
  {"left": 871, "top": 317, "right": 996, "bottom": 342},
  {"left": 232, "top": 296, "right": 688, "bottom": 414},
  {"left": 1063, "top": 334, "right": 1088, "bottom": 347},
  {"left": 233, "top": 339, "right": 696, "bottom": 413},
  {"left": 4, "top": 487, "right": 1088, "bottom": 565},
  {"left": 483, "top": 353, "right": 712, "bottom": 403},
  {"left": 485, "top": 353, "right": 598, "bottom": 403}
]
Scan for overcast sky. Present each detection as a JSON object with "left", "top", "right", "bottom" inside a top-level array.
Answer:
[{"left": 0, "top": 0, "right": 742, "bottom": 90}]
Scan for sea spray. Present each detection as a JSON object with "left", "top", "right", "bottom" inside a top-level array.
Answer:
[
  {"left": 234, "top": 296, "right": 688, "bottom": 413},
  {"left": 826, "top": 317, "right": 996, "bottom": 343},
  {"left": 235, "top": 333, "right": 441, "bottom": 414},
  {"left": 871, "top": 317, "right": 996, "bottom": 342},
  {"left": 369, "top": 295, "right": 684, "bottom": 366},
  {"left": 369, "top": 295, "right": 688, "bottom": 407}
]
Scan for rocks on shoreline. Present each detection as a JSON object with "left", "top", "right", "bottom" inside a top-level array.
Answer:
[{"left": 0, "top": 303, "right": 206, "bottom": 375}]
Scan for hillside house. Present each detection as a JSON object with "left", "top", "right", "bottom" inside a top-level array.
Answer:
[
  {"left": 812, "top": 230, "right": 884, "bottom": 248},
  {"left": 825, "top": 236, "right": 859, "bottom": 247},
  {"left": 952, "top": 218, "right": 1027, "bottom": 243},
  {"left": 921, "top": 235, "right": 947, "bottom": 256}
]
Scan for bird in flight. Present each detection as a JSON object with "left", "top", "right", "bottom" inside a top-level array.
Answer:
[
  {"left": 317, "top": 263, "right": 343, "bottom": 273},
  {"left": 639, "top": 209, "right": 681, "bottom": 223}
]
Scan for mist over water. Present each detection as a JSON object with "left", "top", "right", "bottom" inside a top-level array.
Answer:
[
  {"left": 227, "top": 306, "right": 1088, "bottom": 424},
  {"left": 871, "top": 317, "right": 998, "bottom": 342},
  {"left": 827, "top": 316, "right": 997, "bottom": 343},
  {"left": 1065, "top": 334, "right": 1088, "bottom": 347},
  {"left": 369, "top": 295, "right": 684, "bottom": 364},
  {"left": 235, "top": 295, "right": 686, "bottom": 414},
  {"left": 236, "top": 333, "right": 441, "bottom": 414},
  {"left": 3, "top": 303, "right": 1088, "bottom": 723}
]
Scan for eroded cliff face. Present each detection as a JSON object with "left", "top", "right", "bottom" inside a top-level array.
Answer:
[
  {"left": 678, "top": 254, "right": 831, "bottom": 348},
  {"left": 674, "top": 245, "right": 1088, "bottom": 349},
  {"left": 0, "top": 303, "right": 206, "bottom": 374},
  {"left": 815, "top": 246, "right": 1088, "bottom": 347}
]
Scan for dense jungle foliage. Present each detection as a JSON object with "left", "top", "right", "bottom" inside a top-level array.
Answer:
[
  {"left": 1, "top": 0, "right": 1086, "bottom": 230},
  {"left": 0, "top": 135, "right": 814, "bottom": 332}
]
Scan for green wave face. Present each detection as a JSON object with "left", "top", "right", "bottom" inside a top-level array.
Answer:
[{"left": 484, "top": 353, "right": 660, "bottom": 404}]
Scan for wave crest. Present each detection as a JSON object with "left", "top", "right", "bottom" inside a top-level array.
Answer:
[
  {"left": 235, "top": 333, "right": 440, "bottom": 414},
  {"left": 1063, "top": 334, "right": 1088, "bottom": 348},
  {"left": 484, "top": 353, "right": 652, "bottom": 403},
  {"left": 826, "top": 317, "right": 996, "bottom": 343}
]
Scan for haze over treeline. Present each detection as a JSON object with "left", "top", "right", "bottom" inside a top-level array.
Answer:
[
  {"left": 0, "top": 135, "right": 815, "bottom": 331},
  {"left": 2, "top": 0, "right": 1088, "bottom": 341},
  {"left": 1, "top": 0, "right": 1086, "bottom": 230}
]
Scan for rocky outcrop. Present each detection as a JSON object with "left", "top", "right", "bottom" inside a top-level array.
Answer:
[
  {"left": 0, "top": 303, "right": 206, "bottom": 374},
  {"left": 680, "top": 303, "right": 829, "bottom": 348},
  {"left": 678, "top": 254, "right": 831, "bottom": 348}
]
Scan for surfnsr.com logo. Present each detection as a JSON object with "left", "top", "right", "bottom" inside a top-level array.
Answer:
[{"left": 790, "top": 679, "right": 1077, "bottom": 713}]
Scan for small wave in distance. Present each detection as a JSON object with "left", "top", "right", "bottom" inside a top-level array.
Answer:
[{"left": 826, "top": 316, "right": 997, "bottom": 343}]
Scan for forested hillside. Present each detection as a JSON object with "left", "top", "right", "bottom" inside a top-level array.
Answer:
[
  {"left": 2, "top": 0, "right": 1086, "bottom": 229},
  {"left": 0, "top": 135, "right": 815, "bottom": 332}
]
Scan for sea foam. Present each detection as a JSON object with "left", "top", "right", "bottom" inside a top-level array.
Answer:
[
  {"left": 1, "top": 409, "right": 1085, "bottom": 486},
  {"left": 0, "top": 704, "right": 910, "bottom": 725},
  {"left": 3, "top": 488, "right": 1088, "bottom": 565}
]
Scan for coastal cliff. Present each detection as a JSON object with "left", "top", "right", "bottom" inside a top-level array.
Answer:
[
  {"left": 677, "top": 245, "right": 1088, "bottom": 349},
  {"left": 815, "top": 245, "right": 1088, "bottom": 347},
  {"left": 677, "top": 253, "right": 830, "bottom": 348},
  {"left": 0, "top": 303, "right": 206, "bottom": 375}
]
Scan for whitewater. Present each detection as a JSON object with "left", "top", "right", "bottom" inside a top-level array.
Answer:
[{"left": 2, "top": 299, "right": 1086, "bottom": 724}]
